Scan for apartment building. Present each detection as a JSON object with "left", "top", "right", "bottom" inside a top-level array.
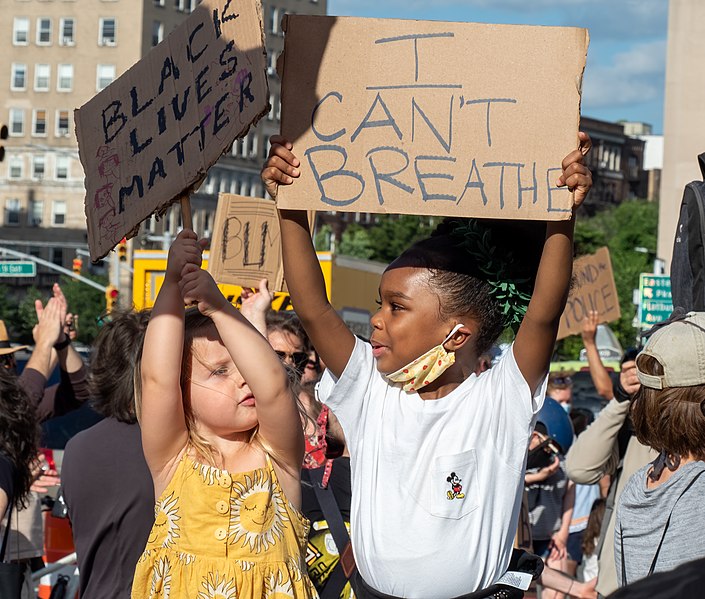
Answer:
[{"left": 0, "top": 0, "right": 327, "bottom": 290}]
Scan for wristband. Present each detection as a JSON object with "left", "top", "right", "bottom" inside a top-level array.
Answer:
[
  {"left": 54, "top": 334, "right": 71, "bottom": 351},
  {"left": 614, "top": 378, "right": 632, "bottom": 403}
]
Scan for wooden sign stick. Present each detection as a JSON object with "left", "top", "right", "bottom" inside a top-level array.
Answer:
[{"left": 180, "top": 194, "right": 193, "bottom": 232}]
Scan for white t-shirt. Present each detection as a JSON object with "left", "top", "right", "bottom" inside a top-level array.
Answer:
[{"left": 321, "top": 337, "right": 546, "bottom": 597}]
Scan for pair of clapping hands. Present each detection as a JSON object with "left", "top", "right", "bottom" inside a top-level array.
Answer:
[{"left": 33, "top": 283, "right": 76, "bottom": 349}]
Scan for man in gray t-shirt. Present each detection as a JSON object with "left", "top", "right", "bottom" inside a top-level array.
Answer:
[{"left": 615, "top": 460, "right": 705, "bottom": 586}]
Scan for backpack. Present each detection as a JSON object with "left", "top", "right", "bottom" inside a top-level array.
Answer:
[{"left": 671, "top": 153, "right": 705, "bottom": 312}]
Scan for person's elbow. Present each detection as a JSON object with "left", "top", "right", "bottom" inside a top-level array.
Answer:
[{"left": 565, "top": 451, "right": 604, "bottom": 485}]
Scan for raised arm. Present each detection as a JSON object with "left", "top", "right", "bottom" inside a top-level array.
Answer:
[
  {"left": 140, "top": 230, "right": 203, "bottom": 480},
  {"left": 581, "top": 310, "right": 614, "bottom": 400},
  {"left": 180, "top": 264, "right": 303, "bottom": 474},
  {"left": 514, "top": 132, "right": 592, "bottom": 394},
  {"left": 261, "top": 136, "right": 355, "bottom": 378}
]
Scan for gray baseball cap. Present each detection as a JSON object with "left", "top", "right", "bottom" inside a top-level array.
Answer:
[{"left": 636, "top": 311, "right": 705, "bottom": 390}]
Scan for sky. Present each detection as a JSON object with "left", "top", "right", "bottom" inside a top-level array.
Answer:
[{"left": 327, "top": 0, "right": 669, "bottom": 134}]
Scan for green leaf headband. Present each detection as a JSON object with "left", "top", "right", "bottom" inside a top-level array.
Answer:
[{"left": 449, "top": 220, "right": 532, "bottom": 333}]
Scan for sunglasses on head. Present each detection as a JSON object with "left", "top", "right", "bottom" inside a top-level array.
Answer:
[
  {"left": 551, "top": 376, "right": 572, "bottom": 386},
  {"left": 274, "top": 350, "right": 309, "bottom": 371}
]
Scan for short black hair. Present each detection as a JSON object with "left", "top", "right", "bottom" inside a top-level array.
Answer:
[{"left": 389, "top": 218, "right": 545, "bottom": 355}]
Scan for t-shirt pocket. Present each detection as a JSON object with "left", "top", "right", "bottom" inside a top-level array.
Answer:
[{"left": 410, "top": 449, "right": 480, "bottom": 520}]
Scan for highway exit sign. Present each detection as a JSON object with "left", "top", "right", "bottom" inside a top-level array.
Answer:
[{"left": 0, "top": 261, "right": 36, "bottom": 277}]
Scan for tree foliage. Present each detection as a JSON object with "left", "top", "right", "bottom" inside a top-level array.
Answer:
[{"left": 1, "top": 274, "right": 109, "bottom": 346}]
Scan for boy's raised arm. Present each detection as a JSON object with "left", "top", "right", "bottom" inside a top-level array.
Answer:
[
  {"left": 262, "top": 137, "right": 356, "bottom": 378},
  {"left": 514, "top": 132, "right": 592, "bottom": 395}
]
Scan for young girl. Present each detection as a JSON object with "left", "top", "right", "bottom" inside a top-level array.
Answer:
[
  {"left": 262, "top": 134, "right": 592, "bottom": 597},
  {"left": 614, "top": 311, "right": 705, "bottom": 586},
  {"left": 132, "top": 231, "right": 315, "bottom": 598}
]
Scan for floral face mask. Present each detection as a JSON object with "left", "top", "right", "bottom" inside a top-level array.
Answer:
[{"left": 385, "top": 324, "right": 465, "bottom": 393}]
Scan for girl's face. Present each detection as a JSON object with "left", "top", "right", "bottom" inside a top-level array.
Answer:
[
  {"left": 187, "top": 336, "right": 258, "bottom": 437},
  {"left": 370, "top": 266, "right": 454, "bottom": 374}
]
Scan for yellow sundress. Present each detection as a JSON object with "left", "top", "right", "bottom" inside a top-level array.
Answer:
[{"left": 131, "top": 453, "right": 317, "bottom": 598}]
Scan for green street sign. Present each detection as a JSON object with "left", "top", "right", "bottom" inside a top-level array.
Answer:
[
  {"left": 0, "top": 261, "right": 36, "bottom": 277},
  {"left": 638, "top": 273, "right": 672, "bottom": 328}
]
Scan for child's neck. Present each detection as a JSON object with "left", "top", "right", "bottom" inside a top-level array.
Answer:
[
  {"left": 418, "top": 360, "right": 475, "bottom": 400},
  {"left": 192, "top": 429, "right": 263, "bottom": 472}
]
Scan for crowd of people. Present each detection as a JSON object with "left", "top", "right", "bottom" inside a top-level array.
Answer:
[{"left": 0, "top": 133, "right": 702, "bottom": 599}]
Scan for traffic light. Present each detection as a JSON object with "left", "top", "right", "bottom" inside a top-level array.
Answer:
[
  {"left": 0, "top": 124, "right": 7, "bottom": 162},
  {"left": 117, "top": 238, "right": 127, "bottom": 262},
  {"left": 105, "top": 285, "right": 119, "bottom": 312},
  {"left": 72, "top": 257, "right": 83, "bottom": 275}
]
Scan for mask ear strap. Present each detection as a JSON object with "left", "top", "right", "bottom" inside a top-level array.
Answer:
[{"left": 443, "top": 323, "right": 466, "bottom": 345}]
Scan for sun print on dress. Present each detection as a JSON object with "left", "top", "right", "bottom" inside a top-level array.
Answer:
[
  {"left": 264, "top": 570, "right": 296, "bottom": 598},
  {"left": 229, "top": 468, "right": 289, "bottom": 553},
  {"left": 197, "top": 571, "right": 238, "bottom": 599},
  {"left": 149, "top": 556, "right": 172, "bottom": 599},
  {"left": 149, "top": 492, "right": 181, "bottom": 548}
]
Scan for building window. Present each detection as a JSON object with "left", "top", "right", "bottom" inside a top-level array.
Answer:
[
  {"left": 55, "top": 155, "right": 69, "bottom": 179},
  {"left": 56, "top": 110, "right": 70, "bottom": 136},
  {"left": 11, "top": 64, "right": 27, "bottom": 91},
  {"left": 60, "top": 18, "right": 75, "bottom": 46},
  {"left": 99, "top": 18, "right": 116, "bottom": 46},
  {"left": 269, "top": 7, "right": 279, "bottom": 34},
  {"left": 268, "top": 51, "right": 277, "bottom": 76},
  {"left": 9, "top": 156, "right": 23, "bottom": 179},
  {"left": 154, "top": 0, "right": 164, "bottom": 6},
  {"left": 96, "top": 64, "right": 116, "bottom": 91},
  {"left": 152, "top": 21, "right": 163, "bottom": 46},
  {"left": 267, "top": 93, "right": 275, "bottom": 121},
  {"left": 9, "top": 109, "right": 24, "bottom": 136},
  {"left": 5, "top": 199, "right": 21, "bottom": 226},
  {"left": 32, "top": 110, "right": 47, "bottom": 136},
  {"left": 33, "top": 155, "right": 46, "bottom": 179},
  {"left": 13, "top": 18, "right": 29, "bottom": 45},
  {"left": 29, "top": 200, "right": 43, "bottom": 226},
  {"left": 36, "top": 18, "right": 52, "bottom": 45},
  {"left": 34, "top": 64, "right": 50, "bottom": 91},
  {"left": 52, "top": 200, "right": 66, "bottom": 226},
  {"left": 50, "top": 247, "right": 64, "bottom": 266},
  {"left": 57, "top": 64, "right": 73, "bottom": 91}
]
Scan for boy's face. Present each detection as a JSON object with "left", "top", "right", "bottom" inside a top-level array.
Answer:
[{"left": 370, "top": 266, "right": 456, "bottom": 374}]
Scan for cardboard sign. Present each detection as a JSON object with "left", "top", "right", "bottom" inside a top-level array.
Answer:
[
  {"left": 208, "top": 194, "right": 284, "bottom": 290},
  {"left": 277, "top": 15, "right": 589, "bottom": 220},
  {"left": 557, "top": 247, "right": 621, "bottom": 340},
  {"left": 76, "top": 0, "right": 269, "bottom": 262}
]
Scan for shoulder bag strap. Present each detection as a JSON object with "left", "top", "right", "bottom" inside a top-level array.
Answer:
[
  {"left": 0, "top": 494, "right": 14, "bottom": 563},
  {"left": 698, "top": 153, "right": 705, "bottom": 180},
  {"left": 307, "top": 466, "right": 357, "bottom": 598},
  {"left": 646, "top": 468, "right": 705, "bottom": 577}
]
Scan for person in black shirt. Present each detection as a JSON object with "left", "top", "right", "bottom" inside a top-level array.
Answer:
[{"left": 61, "top": 310, "right": 154, "bottom": 599}]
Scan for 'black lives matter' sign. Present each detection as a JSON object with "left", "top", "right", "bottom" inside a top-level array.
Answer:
[{"left": 76, "top": 0, "right": 269, "bottom": 261}]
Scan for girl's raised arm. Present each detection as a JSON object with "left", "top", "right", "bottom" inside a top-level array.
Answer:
[
  {"left": 180, "top": 265, "right": 304, "bottom": 474},
  {"left": 140, "top": 230, "right": 202, "bottom": 480},
  {"left": 261, "top": 136, "right": 356, "bottom": 378},
  {"left": 514, "top": 132, "right": 593, "bottom": 395}
]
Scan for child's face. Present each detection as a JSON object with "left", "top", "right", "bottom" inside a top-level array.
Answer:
[
  {"left": 370, "top": 266, "right": 455, "bottom": 374},
  {"left": 187, "top": 336, "right": 258, "bottom": 437}
]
